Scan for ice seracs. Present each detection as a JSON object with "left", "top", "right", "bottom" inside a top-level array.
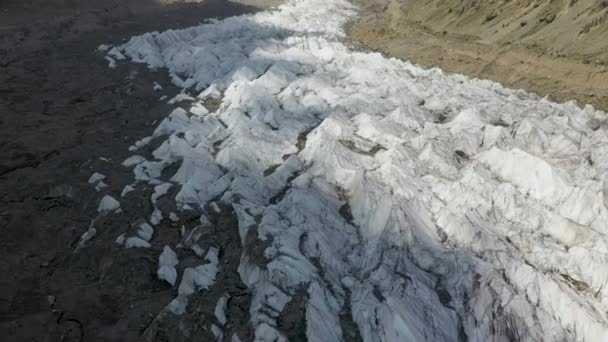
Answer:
[
  {"left": 125, "top": 236, "right": 151, "bottom": 248},
  {"left": 158, "top": 246, "right": 179, "bottom": 286},
  {"left": 122, "top": 155, "right": 145, "bottom": 167},
  {"left": 97, "top": 195, "right": 120, "bottom": 213},
  {"left": 214, "top": 294, "right": 229, "bottom": 326},
  {"left": 88, "top": 172, "right": 108, "bottom": 191},
  {"left": 108, "top": 0, "right": 608, "bottom": 340},
  {"left": 121, "top": 184, "right": 135, "bottom": 197},
  {"left": 75, "top": 227, "right": 97, "bottom": 251},
  {"left": 165, "top": 246, "right": 220, "bottom": 315},
  {"left": 88, "top": 172, "right": 106, "bottom": 184}
]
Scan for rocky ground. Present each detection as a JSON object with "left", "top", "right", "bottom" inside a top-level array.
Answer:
[
  {"left": 351, "top": 0, "right": 608, "bottom": 112},
  {"left": 0, "top": 0, "right": 279, "bottom": 340}
]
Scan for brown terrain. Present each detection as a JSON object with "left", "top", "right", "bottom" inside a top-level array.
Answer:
[{"left": 351, "top": 0, "right": 608, "bottom": 112}]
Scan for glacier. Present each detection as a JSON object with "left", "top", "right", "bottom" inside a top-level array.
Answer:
[{"left": 101, "top": 0, "right": 608, "bottom": 340}]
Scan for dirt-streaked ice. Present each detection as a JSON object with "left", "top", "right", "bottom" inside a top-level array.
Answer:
[{"left": 108, "top": 0, "right": 608, "bottom": 340}]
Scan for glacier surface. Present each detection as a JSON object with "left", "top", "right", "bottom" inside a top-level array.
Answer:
[{"left": 104, "top": 0, "right": 608, "bottom": 340}]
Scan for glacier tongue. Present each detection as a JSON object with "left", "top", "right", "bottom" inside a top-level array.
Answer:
[{"left": 109, "top": 0, "right": 608, "bottom": 340}]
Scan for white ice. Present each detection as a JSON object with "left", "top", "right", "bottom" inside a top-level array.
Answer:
[
  {"left": 136, "top": 222, "right": 154, "bottom": 241},
  {"left": 167, "top": 247, "right": 220, "bottom": 314},
  {"left": 178, "top": 247, "right": 220, "bottom": 296},
  {"left": 189, "top": 103, "right": 209, "bottom": 117},
  {"left": 168, "top": 93, "right": 194, "bottom": 104},
  {"left": 122, "top": 155, "right": 146, "bottom": 167},
  {"left": 214, "top": 294, "right": 229, "bottom": 326},
  {"left": 125, "top": 236, "right": 151, "bottom": 248},
  {"left": 121, "top": 184, "right": 135, "bottom": 197},
  {"left": 158, "top": 245, "right": 179, "bottom": 286},
  {"left": 105, "top": 57, "right": 116, "bottom": 69},
  {"left": 97, "top": 195, "right": 120, "bottom": 213},
  {"left": 76, "top": 227, "right": 96, "bottom": 251},
  {"left": 88, "top": 172, "right": 108, "bottom": 191},
  {"left": 109, "top": 0, "right": 608, "bottom": 340},
  {"left": 94, "top": 181, "right": 108, "bottom": 191},
  {"left": 88, "top": 172, "right": 106, "bottom": 184},
  {"left": 97, "top": 44, "right": 111, "bottom": 52}
]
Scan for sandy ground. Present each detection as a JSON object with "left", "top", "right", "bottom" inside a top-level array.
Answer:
[
  {"left": 0, "top": 0, "right": 279, "bottom": 341},
  {"left": 350, "top": 0, "right": 608, "bottom": 112}
]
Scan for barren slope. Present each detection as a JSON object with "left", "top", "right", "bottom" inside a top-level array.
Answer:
[{"left": 351, "top": 0, "right": 608, "bottom": 111}]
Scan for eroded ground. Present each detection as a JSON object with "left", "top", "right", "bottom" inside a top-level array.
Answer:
[{"left": 350, "top": 0, "right": 608, "bottom": 112}]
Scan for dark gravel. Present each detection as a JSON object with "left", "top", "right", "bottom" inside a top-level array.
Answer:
[{"left": 0, "top": 1, "right": 267, "bottom": 340}]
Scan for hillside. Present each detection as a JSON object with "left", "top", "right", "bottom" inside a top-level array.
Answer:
[{"left": 352, "top": 0, "right": 608, "bottom": 111}]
